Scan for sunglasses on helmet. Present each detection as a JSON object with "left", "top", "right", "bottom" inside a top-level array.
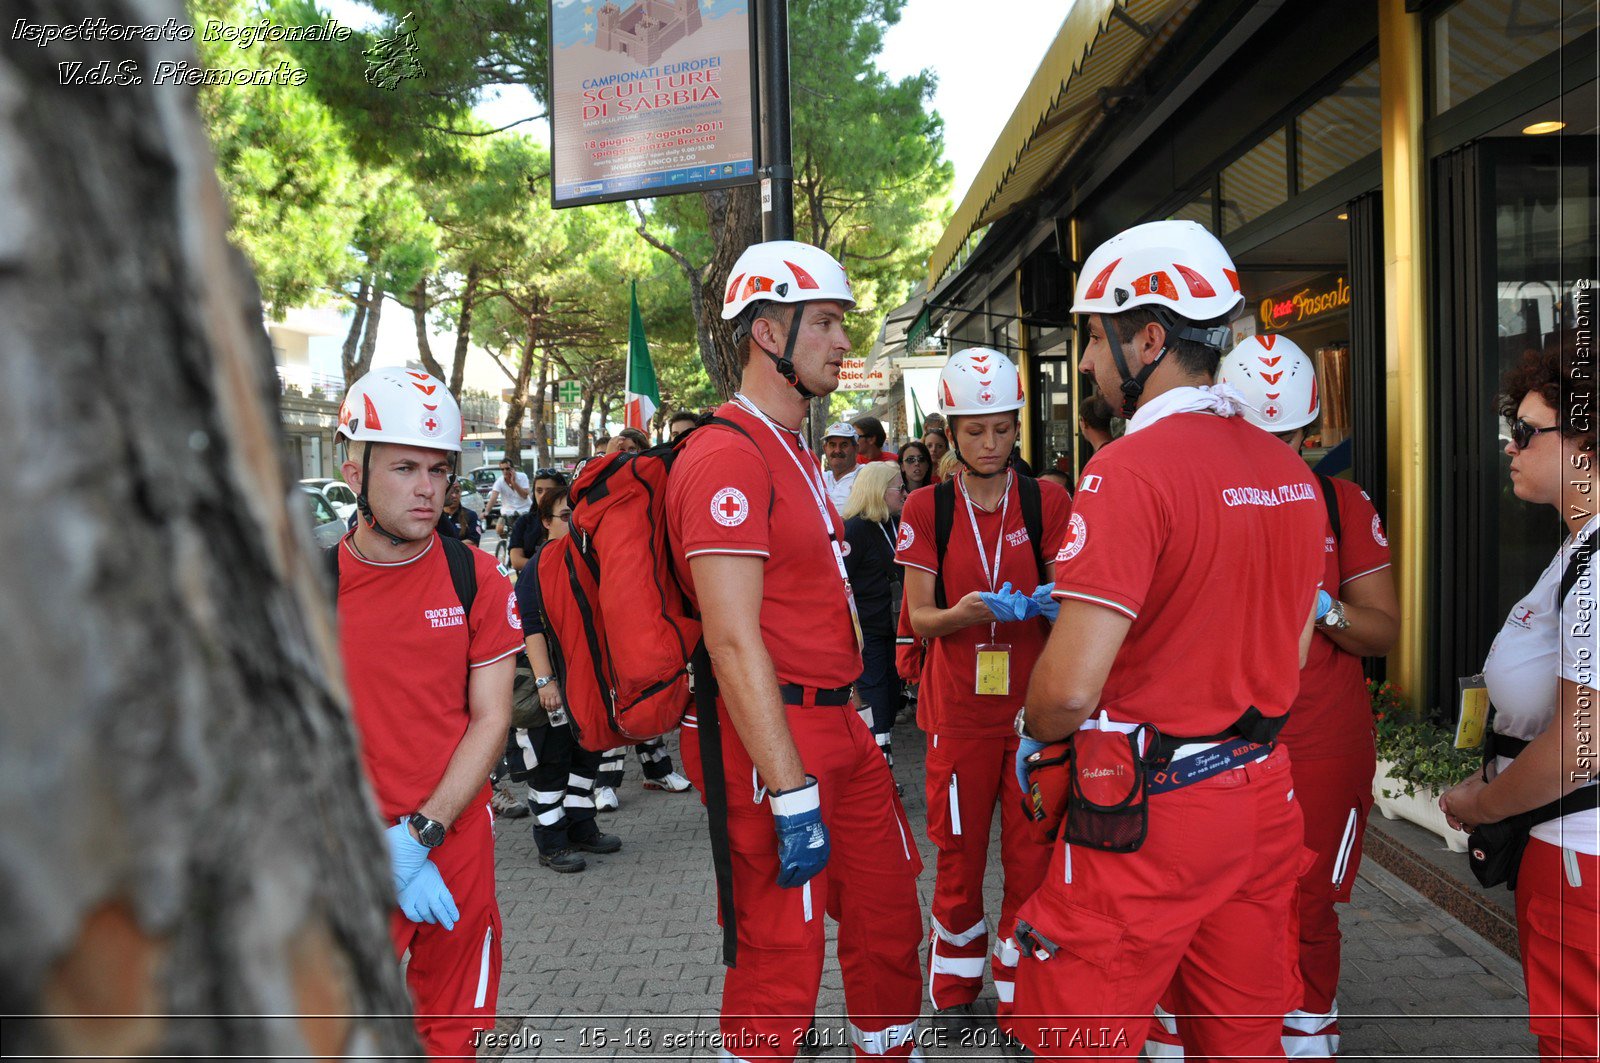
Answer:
[{"left": 1509, "top": 418, "right": 1561, "bottom": 450}]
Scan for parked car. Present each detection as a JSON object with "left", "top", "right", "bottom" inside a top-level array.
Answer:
[
  {"left": 301, "top": 477, "right": 359, "bottom": 522},
  {"left": 298, "top": 485, "right": 346, "bottom": 549}
]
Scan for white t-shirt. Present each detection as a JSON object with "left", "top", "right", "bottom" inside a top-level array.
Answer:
[
  {"left": 492, "top": 472, "right": 533, "bottom": 515},
  {"left": 1483, "top": 515, "right": 1600, "bottom": 854},
  {"left": 823, "top": 466, "right": 858, "bottom": 511}
]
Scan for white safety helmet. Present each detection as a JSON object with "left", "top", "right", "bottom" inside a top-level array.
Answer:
[
  {"left": 937, "top": 347, "right": 1025, "bottom": 417},
  {"left": 1072, "top": 220, "right": 1243, "bottom": 322},
  {"left": 1218, "top": 334, "right": 1320, "bottom": 432},
  {"left": 337, "top": 366, "right": 463, "bottom": 452},
  {"left": 822, "top": 421, "right": 857, "bottom": 440},
  {"left": 720, "top": 240, "right": 855, "bottom": 321}
]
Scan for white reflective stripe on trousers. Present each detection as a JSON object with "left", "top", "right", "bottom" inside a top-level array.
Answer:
[
  {"left": 930, "top": 953, "right": 986, "bottom": 978},
  {"left": 1284, "top": 1003, "right": 1339, "bottom": 1058},
  {"left": 1143, "top": 1038, "right": 1185, "bottom": 1059},
  {"left": 473, "top": 925, "right": 494, "bottom": 1008},
  {"left": 1330, "top": 807, "right": 1359, "bottom": 888},
  {"left": 851, "top": 1019, "right": 921, "bottom": 1055},
  {"left": 931, "top": 916, "right": 987, "bottom": 947}
]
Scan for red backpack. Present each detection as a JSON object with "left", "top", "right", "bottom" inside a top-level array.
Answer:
[{"left": 536, "top": 418, "right": 756, "bottom": 752}]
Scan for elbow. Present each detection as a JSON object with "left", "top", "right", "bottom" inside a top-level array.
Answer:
[{"left": 704, "top": 628, "right": 761, "bottom": 673}]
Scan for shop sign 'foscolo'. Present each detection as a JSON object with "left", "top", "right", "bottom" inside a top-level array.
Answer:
[{"left": 1258, "top": 274, "right": 1352, "bottom": 332}]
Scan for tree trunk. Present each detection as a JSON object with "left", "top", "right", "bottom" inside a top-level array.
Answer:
[
  {"left": 0, "top": 3, "right": 417, "bottom": 1056},
  {"left": 699, "top": 184, "right": 761, "bottom": 398},
  {"left": 528, "top": 349, "right": 551, "bottom": 468},
  {"left": 448, "top": 263, "right": 480, "bottom": 398},
  {"left": 503, "top": 308, "right": 540, "bottom": 463},
  {"left": 340, "top": 273, "right": 371, "bottom": 385},
  {"left": 355, "top": 273, "right": 385, "bottom": 381},
  {"left": 409, "top": 275, "right": 446, "bottom": 380},
  {"left": 577, "top": 383, "right": 597, "bottom": 459}
]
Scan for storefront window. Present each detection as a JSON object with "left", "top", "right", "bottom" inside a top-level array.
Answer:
[
  {"left": 1220, "top": 129, "right": 1288, "bottom": 233},
  {"left": 1170, "top": 187, "right": 1216, "bottom": 232},
  {"left": 1489, "top": 138, "right": 1597, "bottom": 617},
  {"left": 1296, "top": 59, "right": 1381, "bottom": 191},
  {"left": 1033, "top": 344, "right": 1074, "bottom": 473},
  {"left": 1431, "top": 0, "right": 1598, "bottom": 115}
]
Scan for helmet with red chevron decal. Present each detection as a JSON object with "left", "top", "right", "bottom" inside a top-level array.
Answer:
[
  {"left": 721, "top": 240, "right": 855, "bottom": 400},
  {"left": 1218, "top": 334, "right": 1320, "bottom": 432},
  {"left": 937, "top": 346, "right": 1025, "bottom": 416},
  {"left": 338, "top": 367, "right": 462, "bottom": 546},
  {"left": 337, "top": 366, "right": 463, "bottom": 452}
]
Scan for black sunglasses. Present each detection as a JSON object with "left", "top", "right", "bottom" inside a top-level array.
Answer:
[
  {"left": 1510, "top": 418, "right": 1561, "bottom": 450},
  {"left": 902, "top": 454, "right": 927, "bottom": 464}
]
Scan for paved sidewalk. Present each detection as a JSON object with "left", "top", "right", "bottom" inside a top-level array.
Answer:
[{"left": 485, "top": 717, "right": 1534, "bottom": 1061}]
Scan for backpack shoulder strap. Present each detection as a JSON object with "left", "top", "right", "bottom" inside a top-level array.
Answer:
[
  {"left": 1017, "top": 473, "right": 1047, "bottom": 582},
  {"left": 440, "top": 535, "right": 478, "bottom": 614},
  {"left": 1316, "top": 473, "right": 1342, "bottom": 545},
  {"left": 933, "top": 479, "right": 956, "bottom": 609},
  {"left": 1560, "top": 534, "right": 1598, "bottom": 604}
]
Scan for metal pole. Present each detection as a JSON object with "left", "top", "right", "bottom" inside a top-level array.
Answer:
[{"left": 757, "top": 0, "right": 794, "bottom": 241}]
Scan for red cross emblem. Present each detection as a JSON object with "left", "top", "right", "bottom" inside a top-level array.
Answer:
[
  {"left": 711, "top": 487, "right": 749, "bottom": 527},
  {"left": 1262, "top": 403, "right": 1280, "bottom": 420}
]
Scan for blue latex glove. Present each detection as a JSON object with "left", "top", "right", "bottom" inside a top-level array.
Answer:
[
  {"left": 1016, "top": 736, "right": 1049, "bottom": 795},
  {"left": 770, "top": 776, "right": 830, "bottom": 889},
  {"left": 1030, "top": 583, "right": 1060, "bottom": 622},
  {"left": 980, "top": 582, "right": 1042, "bottom": 622},
  {"left": 397, "top": 860, "right": 458, "bottom": 930},
  {"left": 1315, "top": 589, "right": 1333, "bottom": 620},
  {"left": 385, "top": 820, "right": 431, "bottom": 896}
]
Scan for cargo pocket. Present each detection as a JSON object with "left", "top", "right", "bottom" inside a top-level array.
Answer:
[{"left": 1015, "top": 895, "right": 1130, "bottom": 972}]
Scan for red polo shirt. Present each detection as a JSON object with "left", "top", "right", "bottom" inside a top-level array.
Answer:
[
  {"left": 667, "top": 401, "right": 861, "bottom": 690},
  {"left": 1052, "top": 413, "right": 1324, "bottom": 737},
  {"left": 896, "top": 474, "right": 1072, "bottom": 736},
  {"left": 336, "top": 533, "right": 523, "bottom": 822}
]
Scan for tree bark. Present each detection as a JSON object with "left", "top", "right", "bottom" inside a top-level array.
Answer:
[
  {"left": 0, "top": 2, "right": 416, "bottom": 1056},
  {"left": 503, "top": 307, "right": 540, "bottom": 463},
  {"left": 355, "top": 272, "right": 384, "bottom": 382},
  {"left": 448, "top": 263, "right": 480, "bottom": 398},
  {"left": 408, "top": 275, "right": 446, "bottom": 380},
  {"left": 528, "top": 349, "right": 551, "bottom": 468},
  {"left": 577, "top": 383, "right": 597, "bottom": 459},
  {"left": 699, "top": 185, "right": 761, "bottom": 397},
  {"left": 340, "top": 272, "right": 371, "bottom": 385}
]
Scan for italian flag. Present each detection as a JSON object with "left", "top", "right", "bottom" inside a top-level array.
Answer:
[{"left": 624, "top": 281, "right": 659, "bottom": 431}]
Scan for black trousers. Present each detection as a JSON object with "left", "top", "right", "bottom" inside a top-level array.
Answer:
[{"left": 505, "top": 722, "right": 602, "bottom": 854}]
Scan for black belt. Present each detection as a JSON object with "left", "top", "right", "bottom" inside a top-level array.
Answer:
[
  {"left": 779, "top": 684, "right": 852, "bottom": 707},
  {"left": 1489, "top": 731, "right": 1531, "bottom": 759}
]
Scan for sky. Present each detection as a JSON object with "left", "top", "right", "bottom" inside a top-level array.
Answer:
[{"left": 321, "top": 0, "right": 1070, "bottom": 209}]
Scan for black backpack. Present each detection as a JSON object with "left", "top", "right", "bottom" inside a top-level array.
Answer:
[
  {"left": 326, "top": 535, "right": 478, "bottom": 613},
  {"left": 930, "top": 474, "right": 1050, "bottom": 606}
]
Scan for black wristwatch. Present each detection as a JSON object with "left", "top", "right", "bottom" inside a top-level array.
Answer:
[{"left": 407, "top": 812, "right": 447, "bottom": 848}]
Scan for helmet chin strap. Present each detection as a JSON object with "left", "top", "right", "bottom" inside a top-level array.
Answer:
[
  {"left": 354, "top": 442, "right": 451, "bottom": 548},
  {"left": 759, "top": 304, "right": 817, "bottom": 400},
  {"left": 1100, "top": 312, "right": 1166, "bottom": 420}
]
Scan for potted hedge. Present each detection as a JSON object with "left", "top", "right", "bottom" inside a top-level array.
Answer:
[{"left": 1369, "top": 680, "right": 1478, "bottom": 852}]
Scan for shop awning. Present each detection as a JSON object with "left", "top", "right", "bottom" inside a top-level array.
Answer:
[
  {"left": 865, "top": 280, "right": 929, "bottom": 374},
  {"left": 925, "top": 0, "right": 1196, "bottom": 291}
]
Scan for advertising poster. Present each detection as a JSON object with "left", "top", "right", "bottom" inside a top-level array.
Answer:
[{"left": 549, "top": 0, "right": 760, "bottom": 208}]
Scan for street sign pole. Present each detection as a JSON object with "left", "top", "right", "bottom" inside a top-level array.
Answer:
[{"left": 756, "top": 0, "right": 794, "bottom": 241}]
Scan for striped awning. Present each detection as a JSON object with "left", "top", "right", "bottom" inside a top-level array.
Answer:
[{"left": 925, "top": 0, "right": 1197, "bottom": 291}]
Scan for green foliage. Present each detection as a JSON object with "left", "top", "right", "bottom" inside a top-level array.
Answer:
[
  {"left": 1370, "top": 680, "right": 1480, "bottom": 798},
  {"left": 193, "top": 0, "right": 363, "bottom": 310}
]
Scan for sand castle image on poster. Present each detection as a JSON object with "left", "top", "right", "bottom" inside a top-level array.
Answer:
[{"left": 595, "top": 0, "right": 704, "bottom": 66}]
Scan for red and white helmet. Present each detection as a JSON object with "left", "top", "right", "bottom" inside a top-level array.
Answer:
[
  {"left": 1218, "top": 334, "right": 1320, "bottom": 431},
  {"left": 1072, "top": 220, "right": 1243, "bottom": 322},
  {"left": 720, "top": 240, "right": 854, "bottom": 321},
  {"left": 337, "top": 366, "right": 462, "bottom": 452},
  {"left": 937, "top": 347, "right": 1025, "bottom": 416}
]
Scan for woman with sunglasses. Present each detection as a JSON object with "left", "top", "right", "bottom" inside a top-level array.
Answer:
[
  {"left": 1441, "top": 341, "right": 1599, "bottom": 1063},
  {"left": 898, "top": 439, "right": 935, "bottom": 493}
]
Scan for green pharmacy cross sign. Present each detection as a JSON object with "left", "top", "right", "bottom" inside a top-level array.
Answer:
[{"left": 557, "top": 380, "right": 582, "bottom": 405}]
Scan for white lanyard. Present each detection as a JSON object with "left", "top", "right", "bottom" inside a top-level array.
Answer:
[
  {"left": 878, "top": 520, "right": 896, "bottom": 553},
  {"left": 959, "top": 470, "right": 1011, "bottom": 641},
  {"left": 732, "top": 395, "right": 862, "bottom": 649}
]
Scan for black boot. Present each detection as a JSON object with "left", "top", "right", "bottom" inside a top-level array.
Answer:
[
  {"left": 570, "top": 826, "right": 622, "bottom": 854},
  {"left": 538, "top": 848, "right": 587, "bottom": 873}
]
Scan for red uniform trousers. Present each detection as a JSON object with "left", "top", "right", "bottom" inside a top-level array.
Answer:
[
  {"left": 389, "top": 801, "right": 502, "bottom": 1059},
  {"left": 923, "top": 731, "right": 1052, "bottom": 1027},
  {"left": 1012, "top": 745, "right": 1308, "bottom": 1061},
  {"left": 681, "top": 701, "right": 925, "bottom": 1061},
  {"left": 1516, "top": 838, "right": 1600, "bottom": 1061}
]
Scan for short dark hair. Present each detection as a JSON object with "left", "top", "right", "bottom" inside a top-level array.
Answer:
[
  {"left": 1500, "top": 337, "right": 1597, "bottom": 452},
  {"left": 669, "top": 410, "right": 699, "bottom": 427},
  {"left": 1108, "top": 308, "right": 1231, "bottom": 378},
  {"left": 537, "top": 485, "right": 570, "bottom": 525},
  {"left": 618, "top": 426, "right": 651, "bottom": 449},
  {"left": 853, "top": 416, "right": 886, "bottom": 447},
  {"left": 737, "top": 302, "right": 796, "bottom": 368}
]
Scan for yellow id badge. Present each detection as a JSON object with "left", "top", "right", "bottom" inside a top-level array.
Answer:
[
  {"left": 1455, "top": 674, "right": 1489, "bottom": 750},
  {"left": 975, "top": 643, "right": 1012, "bottom": 696}
]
